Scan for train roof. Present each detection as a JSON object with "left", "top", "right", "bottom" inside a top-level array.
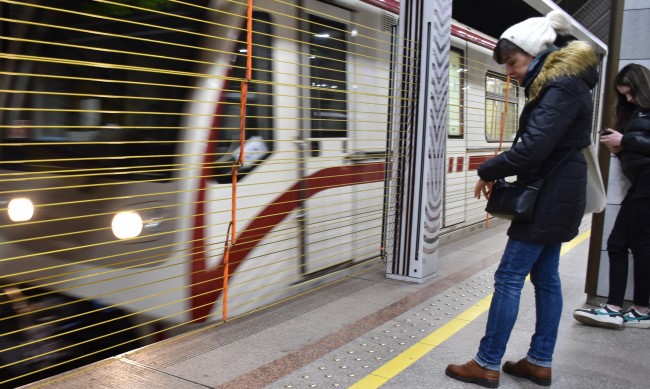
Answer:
[
  {"left": 450, "top": 19, "right": 498, "bottom": 50},
  {"left": 452, "top": 0, "right": 606, "bottom": 54},
  {"left": 355, "top": 0, "right": 607, "bottom": 55}
]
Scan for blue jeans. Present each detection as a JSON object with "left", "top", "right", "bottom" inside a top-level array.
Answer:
[{"left": 474, "top": 238, "right": 562, "bottom": 370}]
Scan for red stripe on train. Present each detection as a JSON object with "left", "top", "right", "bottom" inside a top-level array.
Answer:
[
  {"left": 451, "top": 25, "right": 496, "bottom": 50},
  {"left": 190, "top": 162, "right": 385, "bottom": 322},
  {"left": 361, "top": 1, "right": 498, "bottom": 52},
  {"left": 361, "top": 0, "right": 399, "bottom": 14},
  {"left": 468, "top": 155, "right": 494, "bottom": 171}
]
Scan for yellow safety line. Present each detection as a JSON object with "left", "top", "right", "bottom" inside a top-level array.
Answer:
[
  {"left": 350, "top": 230, "right": 592, "bottom": 389},
  {"left": 561, "top": 229, "right": 590, "bottom": 255}
]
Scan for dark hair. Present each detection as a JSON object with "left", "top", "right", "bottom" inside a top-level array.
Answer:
[
  {"left": 612, "top": 63, "right": 650, "bottom": 129},
  {"left": 492, "top": 39, "right": 526, "bottom": 64}
]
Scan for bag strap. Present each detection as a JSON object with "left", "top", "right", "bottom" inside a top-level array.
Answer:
[{"left": 511, "top": 134, "right": 574, "bottom": 180}]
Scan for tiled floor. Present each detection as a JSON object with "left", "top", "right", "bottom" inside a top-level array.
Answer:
[{"left": 23, "top": 220, "right": 650, "bottom": 389}]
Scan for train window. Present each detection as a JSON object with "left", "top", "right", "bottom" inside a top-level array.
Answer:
[
  {"left": 448, "top": 49, "right": 465, "bottom": 138},
  {"left": 485, "top": 72, "right": 519, "bottom": 142},
  {"left": 0, "top": 0, "right": 212, "bottom": 179},
  {"left": 212, "top": 12, "right": 274, "bottom": 184},
  {"left": 309, "top": 15, "right": 348, "bottom": 138}
]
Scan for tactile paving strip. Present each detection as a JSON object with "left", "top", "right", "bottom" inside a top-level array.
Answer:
[{"left": 271, "top": 268, "right": 497, "bottom": 388}]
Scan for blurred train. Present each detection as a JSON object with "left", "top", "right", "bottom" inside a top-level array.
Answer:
[{"left": 0, "top": 0, "right": 599, "bottom": 385}]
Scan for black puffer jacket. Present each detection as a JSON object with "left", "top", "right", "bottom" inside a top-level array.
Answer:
[
  {"left": 619, "top": 110, "right": 650, "bottom": 183},
  {"left": 478, "top": 41, "right": 599, "bottom": 243}
]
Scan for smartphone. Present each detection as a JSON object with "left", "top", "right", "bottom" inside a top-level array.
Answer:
[{"left": 599, "top": 129, "right": 612, "bottom": 135}]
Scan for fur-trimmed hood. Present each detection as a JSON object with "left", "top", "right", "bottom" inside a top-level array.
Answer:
[{"left": 528, "top": 40, "right": 599, "bottom": 101}]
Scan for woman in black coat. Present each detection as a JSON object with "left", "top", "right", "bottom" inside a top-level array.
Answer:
[
  {"left": 446, "top": 11, "right": 598, "bottom": 388},
  {"left": 574, "top": 64, "right": 650, "bottom": 329}
]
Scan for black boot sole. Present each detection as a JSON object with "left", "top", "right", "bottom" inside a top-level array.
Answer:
[
  {"left": 446, "top": 368, "right": 499, "bottom": 388},
  {"left": 502, "top": 365, "right": 551, "bottom": 386}
]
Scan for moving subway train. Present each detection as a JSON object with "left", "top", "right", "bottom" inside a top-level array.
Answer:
[{"left": 0, "top": 0, "right": 600, "bottom": 385}]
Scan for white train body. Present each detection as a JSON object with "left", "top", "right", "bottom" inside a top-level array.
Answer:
[{"left": 0, "top": 0, "right": 526, "bottom": 332}]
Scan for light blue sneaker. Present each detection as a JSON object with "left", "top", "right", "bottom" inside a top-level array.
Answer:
[
  {"left": 573, "top": 306, "right": 623, "bottom": 329},
  {"left": 623, "top": 308, "right": 650, "bottom": 329}
]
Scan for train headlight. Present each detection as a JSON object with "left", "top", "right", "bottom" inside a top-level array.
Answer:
[
  {"left": 111, "top": 211, "right": 143, "bottom": 240},
  {"left": 7, "top": 197, "right": 35, "bottom": 222}
]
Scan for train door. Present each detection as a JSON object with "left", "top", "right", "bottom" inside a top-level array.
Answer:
[
  {"left": 299, "top": 2, "right": 356, "bottom": 275},
  {"left": 443, "top": 48, "right": 467, "bottom": 227}
]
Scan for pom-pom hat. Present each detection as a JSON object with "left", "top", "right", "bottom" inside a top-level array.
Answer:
[{"left": 500, "top": 10, "right": 574, "bottom": 57}]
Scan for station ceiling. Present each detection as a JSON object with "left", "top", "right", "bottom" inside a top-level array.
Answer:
[{"left": 452, "top": 0, "right": 611, "bottom": 45}]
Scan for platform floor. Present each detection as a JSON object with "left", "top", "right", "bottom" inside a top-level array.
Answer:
[{"left": 21, "top": 220, "right": 650, "bottom": 389}]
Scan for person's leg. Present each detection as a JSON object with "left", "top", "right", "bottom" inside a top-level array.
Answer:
[
  {"left": 573, "top": 197, "right": 630, "bottom": 328},
  {"left": 573, "top": 194, "right": 633, "bottom": 328},
  {"left": 606, "top": 194, "right": 633, "bottom": 308},
  {"left": 475, "top": 238, "right": 544, "bottom": 370},
  {"left": 527, "top": 243, "right": 562, "bottom": 367},
  {"left": 629, "top": 197, "right": 650, "bottom": 310},
  {"left": 622, "top": 197, "right": 650, "bottom": 328}
]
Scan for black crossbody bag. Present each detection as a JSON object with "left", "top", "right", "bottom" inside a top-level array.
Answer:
[{"left": 485, "top": 136, "right": 572, "bottom": 222}]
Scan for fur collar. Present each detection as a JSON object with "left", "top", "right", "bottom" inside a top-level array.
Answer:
[{"left": 527, "top": 40, "right": 598, "bottom": 101}]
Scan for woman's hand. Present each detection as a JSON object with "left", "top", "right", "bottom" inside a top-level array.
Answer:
[
  {"left": 474, "top": 178, "right": 494, "bottom": 199},
  {"left": 600, "top": 128, "right": 623, "bottom": 154}
]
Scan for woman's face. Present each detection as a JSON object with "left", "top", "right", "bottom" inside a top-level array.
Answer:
[
  {"left": 616, "top": 84, "right": 636, "bottom": 105},
  {"left": 504, "top": 52, "right": 534, "bottom": 84}
]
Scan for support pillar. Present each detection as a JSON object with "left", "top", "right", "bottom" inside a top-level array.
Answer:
[{"left": 385, "top": 0, "right": 452, "bottom": 282}]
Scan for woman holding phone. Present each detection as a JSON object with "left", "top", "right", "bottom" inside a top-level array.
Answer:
[{"left": 574, "top": 63, "right": 650, "bottom": 329}]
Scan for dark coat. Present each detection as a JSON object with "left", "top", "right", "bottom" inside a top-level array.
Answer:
[
  {"left": 619, "top": 110, "right": 650, "bottom": 183},
  {"left": 478, "top": 41, "right": 599, "bottom": 243}
]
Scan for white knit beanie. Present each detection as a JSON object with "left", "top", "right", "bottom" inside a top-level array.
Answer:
[{"left": 500, "top": 10, "right": 574, "bottom": 57}]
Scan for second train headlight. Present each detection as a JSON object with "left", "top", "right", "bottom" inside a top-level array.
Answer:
[
  {"left": 111, "top": 211, "right": 144, "bottom": 240},
  {"left": 7, "top": 197, "right": 35, "bottom": 222}
]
